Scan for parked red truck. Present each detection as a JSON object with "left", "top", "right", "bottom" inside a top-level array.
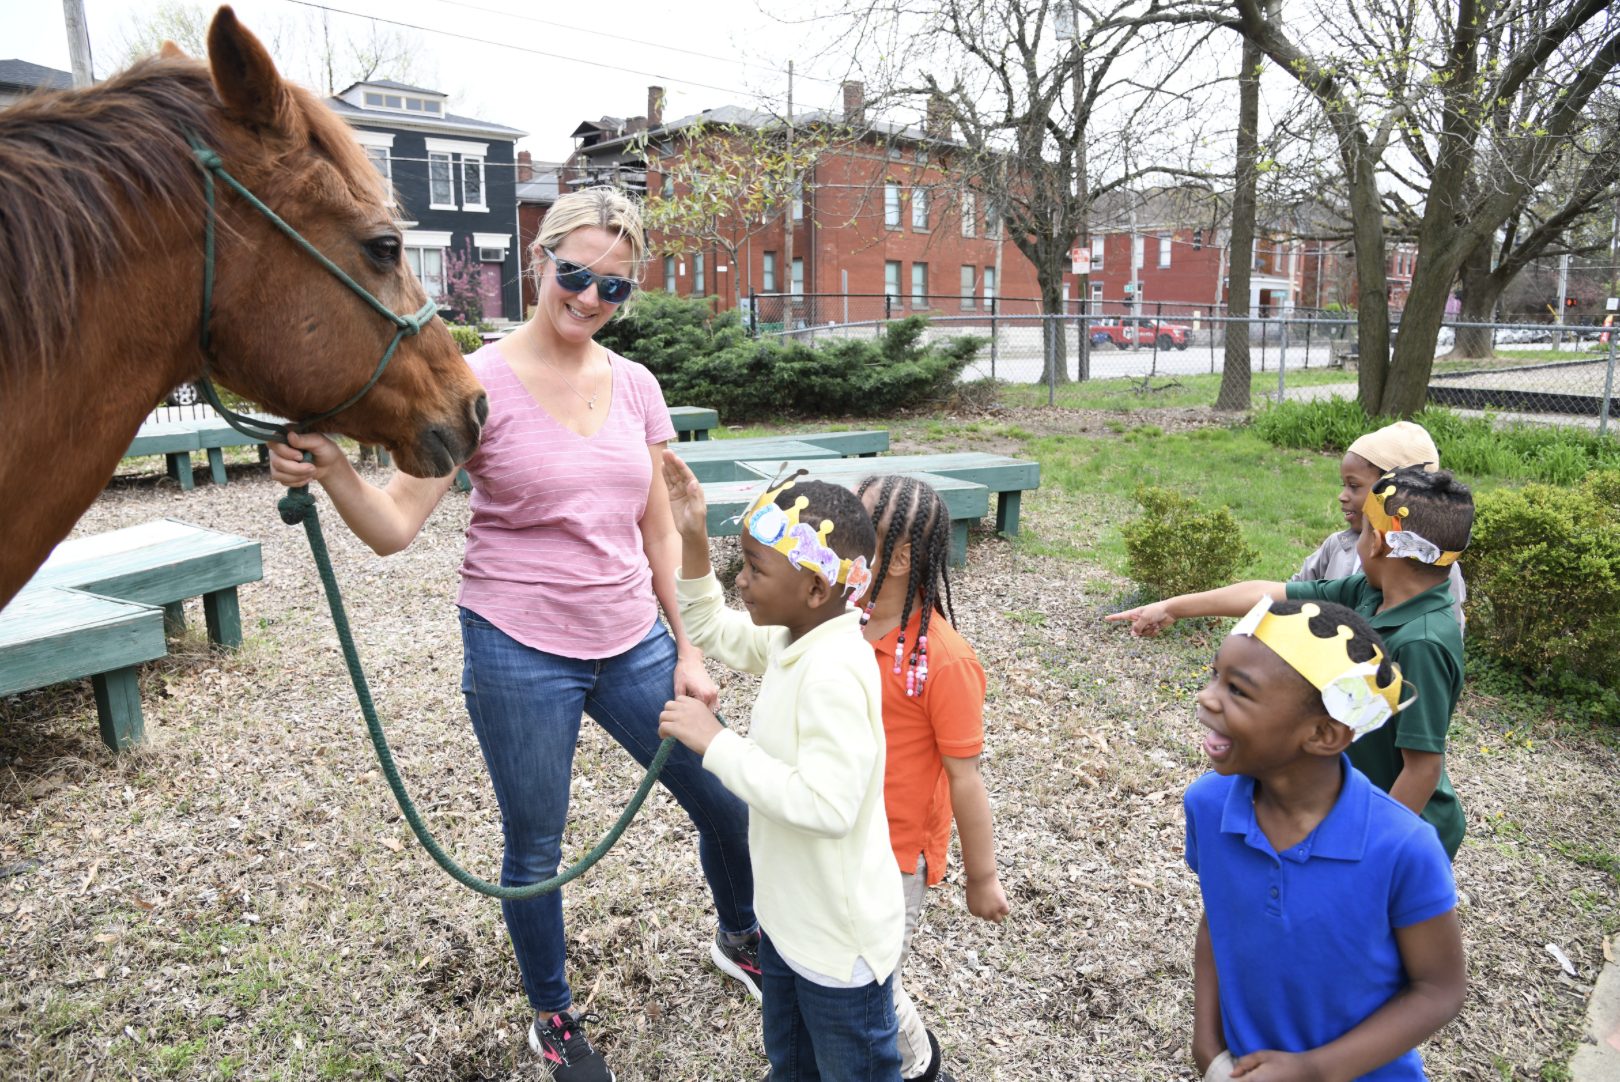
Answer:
[{"left": 1089, "top": 316, "right": 1193, "bottom": 350}]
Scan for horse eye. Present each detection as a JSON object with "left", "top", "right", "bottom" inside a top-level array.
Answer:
[{"left": 366, "top": 236, "right": 401, "bottom": 265}]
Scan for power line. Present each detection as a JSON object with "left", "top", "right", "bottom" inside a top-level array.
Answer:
[
  {"left": 279, "top": 0, "right": 794, "bottom": 104},
  {"left": 408, "top": 0, "right": 851, "bottom": 91}
]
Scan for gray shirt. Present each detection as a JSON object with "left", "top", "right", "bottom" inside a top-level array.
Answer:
[{"left": 1293, "top": 529, "right": 1468, "bottom": 631}]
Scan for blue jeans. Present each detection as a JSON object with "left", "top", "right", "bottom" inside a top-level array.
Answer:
[
  {"left": 760, "top": 934, "right": 901, "bottom": 1082},
  {"left": 459, "top": 609, "right": 756, "bottom": 1012}
]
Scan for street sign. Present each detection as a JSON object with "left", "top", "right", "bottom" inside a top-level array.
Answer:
[{"left": 1070, "top": 246, "right": 1090, "bottom": 275}]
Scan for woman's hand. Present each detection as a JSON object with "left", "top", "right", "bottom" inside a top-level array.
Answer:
[
  {"left": 268, "top": 431, "right": 347, "bottom": 488},
  {"left": 674, "top": 651, "right": 719, "bottom": 708},
  {"left": 1104, "top": 601, "right": 1175, "bottom": 638},
  {"left": 660, "top": 449, "right": 708, "bottom": 539}
]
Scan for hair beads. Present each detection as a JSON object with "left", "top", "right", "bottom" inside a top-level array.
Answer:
[{"left": 856, "top": 476, "right": 956, "bottom": 698}]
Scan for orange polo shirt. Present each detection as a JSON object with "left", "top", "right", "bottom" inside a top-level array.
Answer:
[{"left": 871, "top": 611, "right": 987, "bottom": 886}]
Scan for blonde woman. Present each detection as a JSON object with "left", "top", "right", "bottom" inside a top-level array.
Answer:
[{"left": 271, "top": 187, "right": 758, "bottom": 1081}]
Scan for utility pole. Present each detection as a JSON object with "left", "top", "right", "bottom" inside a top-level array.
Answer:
[
  {"left": 1556, "top": 252, "right": 1570, "bottom": 345},
  {"left": 783, "top": 61, "right": 795, "bottom": 326},
  {"left": 62, "top": 0, "right": 94, "bottom": 87}
]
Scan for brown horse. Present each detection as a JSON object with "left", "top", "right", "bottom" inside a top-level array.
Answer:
[{"left": 0, "top": 7, "right": 488, "bottom": 608}]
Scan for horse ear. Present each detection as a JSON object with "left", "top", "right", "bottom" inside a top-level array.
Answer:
[
  {"left": 207, "top": 6, "right": 294, "bottom": 132},
  {"left": 159, "top": 40, "right": 187, "bottom": 60}
]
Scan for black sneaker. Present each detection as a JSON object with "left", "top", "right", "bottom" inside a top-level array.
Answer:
[
  {"left": 915, "top": 1029, "right": 955, "bottom": 1082},
  {"left": 710, "top": 928, "right": 763, "bottom": 1001},
  {"left": 528, "top": 1010, "right": 614, "bottom": 1081}
]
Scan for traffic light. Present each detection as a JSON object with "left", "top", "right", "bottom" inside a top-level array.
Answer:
[
  {"left": 1565, "top": 297, "right": 1578, "bottom": 308},
  {"left": 1192, "top": 228, "right": 1203, "bottom": 251}
]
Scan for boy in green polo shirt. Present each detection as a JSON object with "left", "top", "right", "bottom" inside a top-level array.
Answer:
[{"left": 1107, "top": 466, "right": 1473, "bottom": 858}]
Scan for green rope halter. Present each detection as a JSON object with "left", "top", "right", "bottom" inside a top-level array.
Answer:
[{"left": 187, "top": 134, "right": 692, "bottom": 899}]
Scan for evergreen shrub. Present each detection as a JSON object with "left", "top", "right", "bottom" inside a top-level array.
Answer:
[
  {"left": 595, "top": 293, "right": 981, "bottom": 421},
  {"left": 1123, "top": 486, "right": 1259, "bottom": 600},
  {"left": 1466, "top": 469, "right": 1620, "bottom": 717}
]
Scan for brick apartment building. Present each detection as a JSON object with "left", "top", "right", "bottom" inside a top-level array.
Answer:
[{"left": 564, "top": 82, "right": 1042, "bottom": 323}]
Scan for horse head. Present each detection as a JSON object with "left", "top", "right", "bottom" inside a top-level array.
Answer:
[{"left": 187, "top": 7, "right": 487, "bottom": 477}]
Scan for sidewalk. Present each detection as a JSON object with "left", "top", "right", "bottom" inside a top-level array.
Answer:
[
  {"left": 1572, "top": 951, "right": 1620, "bottom": 1081},
  {"left": 1276, "top": 380, "right": 1612, "bottom": 433}
]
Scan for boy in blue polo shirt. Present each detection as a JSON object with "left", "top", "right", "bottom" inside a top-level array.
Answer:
[{"left": 1185, "top": 597, "right": 1465, "bottom": 1081}]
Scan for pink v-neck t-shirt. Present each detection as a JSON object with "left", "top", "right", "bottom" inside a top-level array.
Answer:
[{"left": 456, "top": 342, "right": 677, "bottom": 659}]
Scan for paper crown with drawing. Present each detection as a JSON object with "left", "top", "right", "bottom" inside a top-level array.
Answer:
[
  {"left": 741, "top": 471, "right": 872, "bottom": 604},
  {"left": 1232, "top": 596, "right": 1414, "bottom": 740},
  {"left": 1362, "top": 473, "right": 1465, "bottom": 567}
]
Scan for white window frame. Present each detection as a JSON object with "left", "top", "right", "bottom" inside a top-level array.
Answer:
[
  {"left": 984, "top": 199, "right": 1001, "bottom": 237},
  {"left": 960, "top": 191, "right": 976, "bottom": 237},
  {"left": 911, "top": 187, "right": 929, "bottom": 231},
  {"left": 693, "top": 252, "right": 706, "bottom": 296},
  {"left": 911, "top": 261, "right": 928, "bottom": 304},
  {"left": 664, "top": 255, "right": 677, "bottom": 293},
  {"left": 982, "top": 266, "right": 996, "bottom": 305},
  {"left": 461, "top": 156, "right": 487, "bottom": 212},
  {"left": 791, "top": 257, "right": 805, "bottom": 296},
  {"left": 406, "top": 246, "right": 447, "bottom": 302},
  {"left": 792, "top": 181, "right": 805, "bottom": 221},
  {"left": 1158, "top": 234, "right": 1172, "bottom": 268},
  {"left": 885, "top": 260, "right": 902, "bottom": 303},
  {"left": 763, "top": 251, "right": 778, "bottom": 292},
  {"left": 1090, "top": 234, "right": 1105, "bottom": 270},
  {"left": 427, "top": 153, "right": 455, "bottom": 210},
  {"left": 884, "top": 183, "right": 901, "bottom": 228},
  {"left": 960, "top": 264, "right": 976, "bottom": 310}
]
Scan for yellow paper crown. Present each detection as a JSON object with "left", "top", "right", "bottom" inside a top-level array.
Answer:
[
  {"left": 742, "top": 472, "right": 872, "bottom": 603},
  {"left": 1363, "top": 474, "right": 1464, "bottom": 567},
  {"left": 1233, "top": 597, "right": 1410, "bottom": 739}
]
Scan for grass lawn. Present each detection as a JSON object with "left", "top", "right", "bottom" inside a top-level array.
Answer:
[{"left": 985, "top": 369, "right": 1354, "bottom": 411}]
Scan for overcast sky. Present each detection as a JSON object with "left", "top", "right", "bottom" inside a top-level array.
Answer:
[{"left": 2, "top": 0, "right": 865, "bottom": 160}]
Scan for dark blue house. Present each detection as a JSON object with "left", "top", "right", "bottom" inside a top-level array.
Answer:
[{"left": 327, "top": 80, "right": 527, "bottom": 323}]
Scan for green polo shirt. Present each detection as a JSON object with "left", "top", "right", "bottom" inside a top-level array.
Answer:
[{"left": 1284, "top": 575, "right": 1465, "bottom": 858}]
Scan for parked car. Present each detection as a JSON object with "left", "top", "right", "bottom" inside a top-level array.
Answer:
[{"left": 1089, "top": 316, "right": 1192, "bottom": 351}]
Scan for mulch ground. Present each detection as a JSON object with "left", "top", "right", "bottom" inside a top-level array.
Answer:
[{"left": 2, "top": 411, "right": 1615, "bottom": 1080}]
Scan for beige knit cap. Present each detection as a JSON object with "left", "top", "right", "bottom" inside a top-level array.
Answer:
[{"left": 1346, "top": 421, "right": 1441, "bottom": 471}]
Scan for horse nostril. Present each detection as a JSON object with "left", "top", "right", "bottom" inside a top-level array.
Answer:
[{"left": 472, "top": 393, "right": 489, "bottom": 428}]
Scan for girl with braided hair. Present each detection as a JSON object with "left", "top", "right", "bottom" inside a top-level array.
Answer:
[{"left": 855, "top": 475, "right": 1010, "bottom": 1082}]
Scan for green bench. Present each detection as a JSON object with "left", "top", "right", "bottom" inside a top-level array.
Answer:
[
  {"left": 186, "top": 416, "right": 272, "bottom": 485},
  {"left": 701, "top": 471, "right": 990, "bottom": 565},
  {"left": 739, "top": 452, "right": 1040, "bottom": 536},
  {"left": 792, "top": 430, "right": 890, "bottom": 457},
  {"left": 672, "top": 438, "right": 843, "bottom": 483},
  {"left": 30, "top": 518, "right": 264, "bottom": 648},
  {"left": 0, "top": 586, "right": 169, "bottom": 750},
  {"left": 124, "top": 422, "right": 203, "bottom": 490},
  {"left": 670, "top": 406, "right": 718, "bottom": 442}
]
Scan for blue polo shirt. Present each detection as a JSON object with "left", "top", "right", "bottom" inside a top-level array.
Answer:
[{"left": 1184, "top": 759, "right": 1456, "bottom": 1079}]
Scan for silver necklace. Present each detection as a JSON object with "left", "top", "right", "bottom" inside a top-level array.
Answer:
[{"left": 538, "top": 354, "right": 601, "bottom": 410}]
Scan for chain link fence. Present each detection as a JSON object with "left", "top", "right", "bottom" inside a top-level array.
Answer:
[{"left": 749, "top": 293, "right": 1620, "bottom": 433}]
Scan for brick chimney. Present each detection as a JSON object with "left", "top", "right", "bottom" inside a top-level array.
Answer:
[
  {"left": 925, "top": 93, "right": 952, "bottom": 141},
  {"left": 517, "top": 150, "right": 533, "bottom": 183},
  {"left": 842, "top": 80, "right": 865, "bottom": 126},
  {"left": 647, "top": 85, "right": 664, "bottom": 129},
  {"left": 627, "top": 115, "right": 647, "bottom": 135}
]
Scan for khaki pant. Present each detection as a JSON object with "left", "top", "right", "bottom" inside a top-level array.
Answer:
[{"left": 895, "top": 854, "right": 931, "bottom": 1079}]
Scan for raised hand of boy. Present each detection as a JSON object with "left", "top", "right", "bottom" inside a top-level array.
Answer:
[
  {"left": 659, "top": 694, "right": 724, "bottom": 756},
  {"left": 660, "top": 449, "right": 708, "bottom": 539}
]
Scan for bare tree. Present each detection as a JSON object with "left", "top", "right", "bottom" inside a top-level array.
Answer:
[{"left": 1216, "top": 0, "right": 1620, "bottom": 416}]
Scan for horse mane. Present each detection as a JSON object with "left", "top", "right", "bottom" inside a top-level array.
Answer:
[
  {"left": 0, "top": 56, "right": 225, "bottom": 368},
  {"left": 0, "top": 54, "right": 386, "bottom": 372}
]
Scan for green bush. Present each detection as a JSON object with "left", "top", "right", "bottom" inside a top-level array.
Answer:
[
  {"left": 593, "top": 293, "right": 981, "bottom": 421},
  {"left": 448, "top": 324, "right": 483, "bottom": 354},
  {"left": 1466, "top": 470, "right": 1620, "bottom": 715},
  {"left": 1251, "top": 399, "right": 1620, "bottom": 484},
  {"left": 1123, "top": 486, "right": 1259, "bottom": 600}
]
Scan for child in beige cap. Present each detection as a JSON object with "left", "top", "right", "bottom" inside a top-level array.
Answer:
[{"left": 1292, "top": 420, "right": 1466, "bottom": 628}]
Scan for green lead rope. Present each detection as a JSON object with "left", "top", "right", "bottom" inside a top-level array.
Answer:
[{"left": 278, "top": 486, "right": 687, "bottom": 900}]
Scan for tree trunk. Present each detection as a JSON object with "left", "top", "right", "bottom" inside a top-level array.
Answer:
[
  {"left": 1344, "top": 146, "right": 1392, "bottom": 414},
  {"left": 1039, "top": 267, "right": 1071, "bottom": 385},
  {"left": 1448, "top": 243, "right": 1501, "bottom": 359},
  {"left": 1217, "top": 33, "right": 1262, "bottom": 412},
  {"left": 1381, "top": 251, "right": 1472, "bottom": 417}
]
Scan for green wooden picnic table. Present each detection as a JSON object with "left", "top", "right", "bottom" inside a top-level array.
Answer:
[
  {"left": 701, "top": 471, "right": 989, "bottom": 565},
  {"left": 737, "top": 451, "right": 1040, "bottom": 536},
  {"left": 669, "top": 406, "right": 718, "bottom": 441},
  {"left": 671, "top": 438, "right": 842, "bottom": 483}
]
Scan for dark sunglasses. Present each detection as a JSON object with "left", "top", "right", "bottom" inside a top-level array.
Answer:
[{"left": 543, "top": 248, "right": 635, "bottom": 305}]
